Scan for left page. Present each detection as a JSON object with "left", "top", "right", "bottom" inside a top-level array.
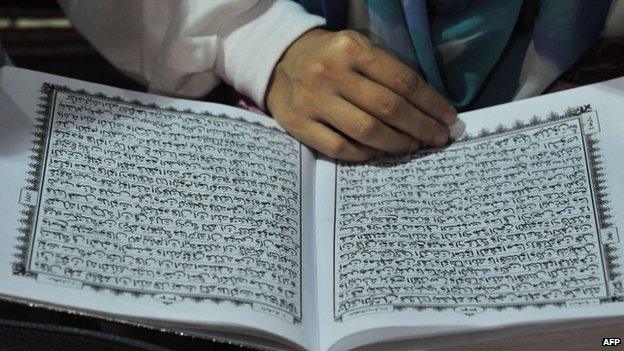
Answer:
[{"left": 0, "top": 67, "right": 318, "bottom": 351}]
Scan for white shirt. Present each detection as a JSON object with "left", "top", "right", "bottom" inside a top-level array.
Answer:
[{"left": 58, "top": 0, "right": 325, "bottom": 108}]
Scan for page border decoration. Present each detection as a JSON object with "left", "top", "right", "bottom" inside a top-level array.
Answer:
[
  {"left": 332, "top": 104, "right": 622, "bottom": 320},
  {"left": 13, "top": 83, "right": 304, "bottom": 323}
]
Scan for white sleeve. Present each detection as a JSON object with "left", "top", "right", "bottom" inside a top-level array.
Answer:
[
  {"left": 603, "top": 0, "right": 624, "bottom": 37},
  {"left": 58, "top": 0, "right": 325, "bottom": 108}
]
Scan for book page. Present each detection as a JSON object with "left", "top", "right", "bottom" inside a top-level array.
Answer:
[
  {"left": 313, "top": 78, "right": 624, "bottom": 351},
  {"left": 0, "top": 67, "right": 318, "bottom": 350}
]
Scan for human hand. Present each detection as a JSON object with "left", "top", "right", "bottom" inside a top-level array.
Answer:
[{"left": 266, "top": 28, "right": 457, "bottom": 162}]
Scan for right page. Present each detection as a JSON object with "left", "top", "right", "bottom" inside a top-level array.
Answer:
[{"left": 314, "top": 77, "right": 624, "bottom": 351}]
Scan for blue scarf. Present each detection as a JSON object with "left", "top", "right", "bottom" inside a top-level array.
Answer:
[{"left": 293, "top": 0, "right": 612, "bottom": 109}]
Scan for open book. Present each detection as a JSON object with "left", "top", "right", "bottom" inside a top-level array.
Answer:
[{"left": 0, "top": 66, "right": 623, "bottom": 350}]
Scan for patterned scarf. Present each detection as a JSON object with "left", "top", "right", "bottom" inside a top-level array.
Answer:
[{"left": 294, "top": 0, "right": 613, "bottom": 110}]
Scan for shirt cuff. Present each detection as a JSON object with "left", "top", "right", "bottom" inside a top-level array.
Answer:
[{"left": 216, "top": 0, "right": 326, "bottom": 109}]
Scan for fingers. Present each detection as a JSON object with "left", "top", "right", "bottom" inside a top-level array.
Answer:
[
  {"left": 288, "top": 118, "right": 378, "bottom": 162},
  {"left": 265, "top": 28, "right": 457, "bottom": 160},
  {"left": 316, "top": 96, "right": 420, "bottom": 154},
  {"left": 353, "top": 44, "right": 457, "bottom": 125},
  {"left": 338, "top": 73, "right": 449, "bottom": 147}
]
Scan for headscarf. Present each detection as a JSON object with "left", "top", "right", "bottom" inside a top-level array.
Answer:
[{"left": 293, "top": 0, "right": 613, "bottom": 110}]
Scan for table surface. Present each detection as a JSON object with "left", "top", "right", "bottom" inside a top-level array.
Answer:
[{"left": 433, "top": 324, "right": 624, "bottom": 351}]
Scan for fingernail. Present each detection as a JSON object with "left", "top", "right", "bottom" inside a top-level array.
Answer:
[
  {"left": 433, "top": 131, "right": 448, "bottom": 146},
  {"left": 448, "top": 119, "right": 466, "bottom": 141},
  {"left": 442, "top": 110, "right": 457, "bottom": 125},
  {"left": 408, "top": 141, "right": 420, "bottom": 153}
]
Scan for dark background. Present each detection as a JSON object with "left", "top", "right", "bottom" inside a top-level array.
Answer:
[{"left": 1, "top": 0, "right": 143, "bottom": 90}]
